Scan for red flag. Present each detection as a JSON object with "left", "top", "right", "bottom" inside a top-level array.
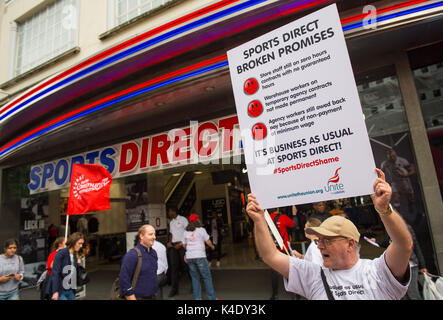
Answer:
[{"left": 67, "top": 164, "right": 113, "bottom": 215}]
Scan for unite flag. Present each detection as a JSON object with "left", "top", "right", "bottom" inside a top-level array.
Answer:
[{"left": 67, "top": 164, "right": 113, "bottom": 215}]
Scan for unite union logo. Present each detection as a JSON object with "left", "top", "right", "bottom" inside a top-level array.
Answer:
[
  {"left": 324, "top": 167, "right": 345, "bottom": 194},
  {"left": 327, "top": 167, "right": 341, "bottom": 184}
]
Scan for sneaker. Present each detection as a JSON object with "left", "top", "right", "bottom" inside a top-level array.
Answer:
[{"left": 216, "top": 261, "right": 220, "bottom": 267}]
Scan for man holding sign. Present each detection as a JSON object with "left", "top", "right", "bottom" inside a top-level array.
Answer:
[{"left": 246, "top": 169, "right": 413, "bottom": 300}]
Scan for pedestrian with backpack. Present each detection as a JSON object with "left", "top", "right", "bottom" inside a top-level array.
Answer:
[{"left": 119, "top": 225, "right": 158, "bottom": 300}]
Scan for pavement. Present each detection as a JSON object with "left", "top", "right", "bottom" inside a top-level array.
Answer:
[
  {"left": 19, "top": 266, "right": 296, "bottom": 301},
  {"left": 18, "top": 235, "right": 385, "bottom": 300}
]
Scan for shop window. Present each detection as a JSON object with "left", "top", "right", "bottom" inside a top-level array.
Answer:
[
  {"left": 14, "top": 0, "right": 78, "bottom": 76},
  {"left": 413, "top": 61, "right": 443, "bottom": 197},
  {"left": 358, "top": 68, "right": 409, "bottom": 137},
  {"left": 1, "top": 165, "right": 49, "bottom": 288},
  {"left": 355, "top": 66, "right": 437, "bottom": 273},
  {"left": 114, "top": 0, "right": 173, "bottom": 27}
]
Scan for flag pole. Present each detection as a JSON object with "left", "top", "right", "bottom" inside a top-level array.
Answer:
[{"left": 64, "top": 214, "right": 69, "bottom": 243}]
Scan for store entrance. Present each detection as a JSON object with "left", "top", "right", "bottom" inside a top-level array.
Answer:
[{"left": 162, "top": 163, "right": 264, "bottom": 269}]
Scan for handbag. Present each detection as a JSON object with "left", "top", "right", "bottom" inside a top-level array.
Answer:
[
  {"left": 76, "top": 265, "right": 90, "bottom": 286},
  {"left": 423, "top": 273, "right": 443, "bottom": 300}
]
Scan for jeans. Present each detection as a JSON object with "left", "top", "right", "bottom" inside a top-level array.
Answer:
[
  {"left": 0, "top": 290, "right": 19, "bottom": 300},
  {"left": 187, "top": 258, "right": 217, "bottom": 300},
  {"left": 59, "top": 290, "right": 76, "bottom": 300}
]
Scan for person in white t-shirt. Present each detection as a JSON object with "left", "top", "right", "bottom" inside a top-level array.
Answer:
[
  {"left": 301, "top": 218, "right": 323, "bottom": 266},
  {"left": 152, "top": 240, "right": 168, "bottom": 300},
  {"left": 246, "top": 169, "right": 413, "bottom": 300},
  {"left": 166, "top": 206, "right": 189, "bottom": 297},
  {"left": 183, "top": 214, "right": 217, "bottom": 300}
]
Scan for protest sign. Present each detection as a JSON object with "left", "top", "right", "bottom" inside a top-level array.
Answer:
[{"left": 228, "top": 4, "right": 376, "bottom": 208}]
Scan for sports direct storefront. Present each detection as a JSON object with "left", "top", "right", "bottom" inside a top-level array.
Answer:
[
  {"left": 1, "top": 0, "right": 443, "bottom": 281},
  {"left": 0, "top": 113, "right": 247, "bottom": 284},
  {"left": 28, "top": 115, "right": 241, "bottom": 194}
]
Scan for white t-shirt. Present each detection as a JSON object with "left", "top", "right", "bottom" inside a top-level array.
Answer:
[
  {"left": 304, "top": 242, "right": 323, "bottom": 266},
  {"left": 152, "top": 241, "right": 168, "bottom": 275},
  {"left": 284, "top": 252, "right": 410, "bottom": 300},
  {"left": 169, "top": 215, "right": 188, "bottom": 243},
  {"left": 183, "top": 227, "right": 210, "bottom": 259}
]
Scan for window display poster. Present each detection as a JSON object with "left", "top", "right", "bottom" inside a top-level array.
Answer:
[
  {"left": 125, "top": 181, "right": 167, "bottom": 236},
  {"left": 227, "top": 4, "right": 376, "bottom": 208},
  {"left": 19, "top": 197, "right": 48, "bottom": 264},
  {"left": 19, "top": 196, "right": 49, "bottom": 288},
  {"left": 125, "top": 180, "right": 148, "bottom": 232}
]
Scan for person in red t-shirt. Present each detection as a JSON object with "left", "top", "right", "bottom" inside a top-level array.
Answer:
[
  {"left": 47, "top": 237, "right": 66, "bottom": 275},
  {"left": 40, "top": 237, "right": 65, "bottom": 300},
  {"left": 269, "top": 208, "right": 294, "bottom": 300}
]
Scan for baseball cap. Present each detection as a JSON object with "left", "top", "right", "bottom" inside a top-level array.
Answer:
[
  {"left": 188, "top": 213, "right": 199, "bottom": 223},
  {"left": 306, "top": 215, "right": 360, "bottom": 242}
]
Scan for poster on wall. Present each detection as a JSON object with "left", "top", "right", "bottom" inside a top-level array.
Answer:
[
  {"left": 125, "top": 180, "right": 167, "bottom": 251},
  {"left": 126, "top": 207, "right": 149, "bottom": 232},
  {"left": 227, "top": 4, "right": 376, "bottom": 209},
  {"left": 19, "top": 197, "right": 49, "bottom": 288},
  {"left": 125, "top": 180, "right": 148, "bottom": 232}
]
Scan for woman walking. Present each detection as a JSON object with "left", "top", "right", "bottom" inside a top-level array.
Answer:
[
  {"left": 47, "top": 232, "right": 84, "bottom": 300},
  {"left": 0, "top": 239, "right": 24, "bottom": 300},
  {"left": 183, "top": 214, "right": 217, "bottom": 300},
  {"left": 40, "top": 237, "right": 65, "bottom": 299}
]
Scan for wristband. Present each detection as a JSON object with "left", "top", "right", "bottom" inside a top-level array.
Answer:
[{"left": 375, "top": 203, "right": 393, "bottom": 216}]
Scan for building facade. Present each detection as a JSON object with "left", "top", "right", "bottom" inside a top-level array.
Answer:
[{"left": 0, "top": 0, "right": 442, "bottom": 278}]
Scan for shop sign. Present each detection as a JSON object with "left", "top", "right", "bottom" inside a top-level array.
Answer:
[{"left": 28, "top": 115, "right": 241, "bottom": 194}]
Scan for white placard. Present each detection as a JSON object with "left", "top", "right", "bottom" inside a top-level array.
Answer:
[{"left": 228, "top": 4, "right": 376, "bottom": 209}]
